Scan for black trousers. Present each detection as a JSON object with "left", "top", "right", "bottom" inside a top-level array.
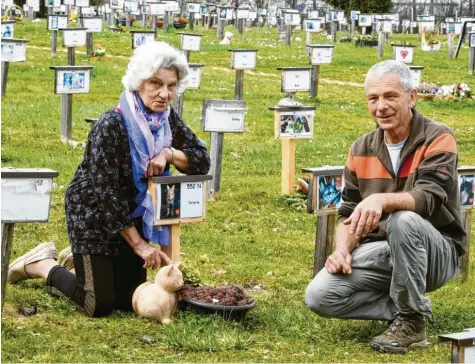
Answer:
[{"left": 46, "top": 249, "right": 146, "bottom": 317}]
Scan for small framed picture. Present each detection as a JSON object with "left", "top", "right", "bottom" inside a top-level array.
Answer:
[
  {"left": 199, "top": 6, "right": 207, "bottom": 15},
  {"left": 185, "top": 63, "right": 203, "bottom": 89},
  {"left": 459, "top": 174, "right": 475, "bottom": 206},
  {"left": 275, "top": 109, "right": 314, "bottom": 139},
  {"left": 201, "top": 99, "right": 246, "bottom": 133},
  {"left": 470, "top": 33, "right": 475, "bottom": 47},
  {"left": 408, "top": 66, "right": 424, "bottom": 88},
  {"left": 308, "top": 10, "right": 318, "bottom": 19},
  {"left": 309, "top": 46, "right": 334, "bottom": 65},
  {"left": 304, "top": 20, "right": 320, "bottom": 32},
  {"left": 236, "top": 9, "right": 249, "bottom": 19},
  {"left": 165, "top": 1, "right": 178, "bottom": 11},
  {"left": 1, "top": 21, "right": 15, "bottom": 38},
  {"left": 149, "top": 175, "right": 212, "bottom": 225},
  {"left": 47, "top": 15, "right": 68, "bottom": 30},
  {"left": 81, "top": 17, "right": 102, "bottom": 32},
  {"left": 336, "top": 10, "right": 344, "bottom": 22},
  {"left": 382, "top": 19, "right": 392, "bottom": 33},
  {"left": 317, "top": 174, "right": 344, "bottom": 210},
  {"left": 187, "top": 3, "right": 200, "bottom": 13},
  {"left": 1, "top": 39, "right": 28, "bottom": 63},
  {"left": 149, "top": 3, "right": 165, "bottom": 15},
  {"left": 63, "top": 0, "right": 74, "bottom": 4},
  {"left": 44, "top": 0, "right": 60, "bottom": 7},
  {"left": 358, "top": 14, "right": 372, "bottom": 27},
  {"left": 393, "top": 45, "right": 415, "bottom": 63},
  {"left": 279, "top": 68, "right": 311, "bottom": 93},
  {"left": 180, "top": 33, "right": 201, "bottom": 51},
  {"left": 62, "top": 28, "right": 87, "bottom": 47},
  {"left": 131, "top": 31, "right": 155, "bottom": 49},
  {"left": 283, "top": 12, "right": 300, "bottom": 26},
  {"left": 230, "top": 49, "right": 257, "bottom": 70},
  {"left": 218, "top": 7, "right": 227, "bottom": 19},
  {"left": 51, "top": 66, "right": 94, "bottom": 94},
  {"left": 350, "top": 10, "right": 360, "bottom": 21}
]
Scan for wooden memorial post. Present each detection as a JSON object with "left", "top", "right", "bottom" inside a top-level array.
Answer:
[
  {"left": 377, "top": 30, "right": 385, "bottom": 58},
  {"left": 300, "top": 166, "right": 344, "bottom": 276},
  {"left": 173, "top": 63, "right": 204, "bottom": 118},
  {"left": 358, "top": 14, "right": 372, "bottom": 35},
  {"left": 131, "top": 30, "right": 156, "bottom": 49},
  {"left": 1, "top": 38, "right": 29, "bottom": 100},
  {"left": 270, "top": 106, "right": 316, "bottom": 196},
  {"left": 187, "top": 2, "right": 200, "bottom": 31},
  {"left": 468, "top": 32, "right": 475, "bottom": 75},
  {"left": 217, "top": 6, "right": 232, "bottom": 40},
  {"left": 147, "top": 175, "right": 212, "bottom": 263},
  {"left": 307, "top": 44, "right": 334, "bottom": 99},
  {"left": 282, "top": 9, "right": 300, "bottom": 46},
  {"left": 50, "top": 65, "right": 94, "bottom": 142},
  {"left": 408, "top": 66, "right": 424, "bottom": 88},
  {"left": 1, "top": 168, "right": 59, "bottom": 310},
  {"left": 277, "top": 67, "right": 312, "bottom": 100},
  {"left": 149, "top": 3, "right": 165, "bottom": 33},
  {"left": 236, "top": 8, "right": 249, "bottom": 35},
  {"left": 350, "top": 10, "right": 359, "bottom": 37},
  {"left": 81, "top": 16, "right": 103, "bottom": 56},
  {"left": 47, "top": 15, "right": 68, "bottom": 56},
  {"left": 62, "top": 28, "right": 87, "bottom": 66},
  {"left": 439, "top": 329, "right": 475, "bottom": 363},
  {"left": 392, "top": 44, "right": 415, "bottom": 64},
  {"left": 304, "top": 19, "right": 321, "bottom": 45},
  {"left": 179, "top": 32, "right": 202, "bottom": 62},
  {"left": 201, "top": 100, "right": 246, "bottom": 200},
  {"left": 229, "top": 49, "right": 257, "bottom": 100}
]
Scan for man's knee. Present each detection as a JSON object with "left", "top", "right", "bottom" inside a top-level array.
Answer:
[
  {"left": 305, "top": 273, "right": 340, "bottom": 318},
  {"left": 388, "top": 211, "right": 423, "bottom": 240}
]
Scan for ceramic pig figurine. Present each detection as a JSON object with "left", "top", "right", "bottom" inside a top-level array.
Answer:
[{"left": 132, "top": 263, "right": 184, "bottom": 324}]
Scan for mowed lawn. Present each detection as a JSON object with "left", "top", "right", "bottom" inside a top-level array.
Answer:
[{"left": 1, "top": 20, "right": 475, "bottom": 363}]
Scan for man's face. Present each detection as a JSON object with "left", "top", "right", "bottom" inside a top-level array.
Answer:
[{"left": 365, "top": 73, "right": 416, "bottom": 134}]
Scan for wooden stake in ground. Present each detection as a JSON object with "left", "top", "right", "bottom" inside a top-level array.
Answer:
[
  {"left": 201, "top": 100, "right": 246, "bottom": 200},
  {"left": 147, "top": 175, "right": 212, "bottom": 263},
  {"left": 229, "top": 49, "right": 257, "bottom": 100},
  {"left": 179, "top": 33, "right": 202, "bottom": 63},
  {"left": 468, "top": 32, "right": 475, "bottom": 75},
  {"left": 1, "top": 168, "right": 59, "bottom": 311},
  {"left": 307, "top": 44, "right": 334, "bottom": 99},
  {"left": 1, "top": 38, "right": 29, "bottom": 100},
  {"left": 377, "top": 31, "right": 384, "bottom": 58}
]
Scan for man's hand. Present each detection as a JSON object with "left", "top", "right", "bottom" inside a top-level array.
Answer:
[
  {"left": 325, "top": 248, "right": 353, "bottom": 275},
  {"left": 133, "top": 242, "right": 172, "bottom": 270},
  {"left": 343, "top": 194, "right": 384, "bottom": 239},
  {"left": 146, "top": 149, "right": 172, "bottom": 176}
]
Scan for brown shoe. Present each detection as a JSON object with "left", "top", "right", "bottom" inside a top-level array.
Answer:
[
  {"left": 57, "top": 246, "right": 74, "bottom": 271},
  {"left": 7, "top": 242, "right": 57, "bottom": 284},
  {"left": 371, "top": 313, "right": 428, "bottom": 354}
]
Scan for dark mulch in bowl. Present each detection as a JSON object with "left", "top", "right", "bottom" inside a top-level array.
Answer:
[{"left": 180, "top": 284, "right": 254, "bottom": 306}]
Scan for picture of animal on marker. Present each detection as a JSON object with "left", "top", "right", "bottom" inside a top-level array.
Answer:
[
  {"left": 316, "top": 174, "right": 344, "bottom": 210},
  {"left": 279, "top": 111, "right": 314, "bottom": 138}
]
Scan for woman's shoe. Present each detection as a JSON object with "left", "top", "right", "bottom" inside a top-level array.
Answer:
[
  {"left": 7, "top": 242, "right": 57, "bottom": 283},
  {"left": 57, "top": 246, "right": 74, "bottom": 271}
]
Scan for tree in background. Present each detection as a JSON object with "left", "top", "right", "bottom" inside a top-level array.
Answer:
[{"left": 323, "top": 0, "right": 393, "bottom": 13}]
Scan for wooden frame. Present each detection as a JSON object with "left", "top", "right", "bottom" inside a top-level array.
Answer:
[
  {"left": 148, "top": 175, "right": 212, "bottom": 226},
  {"left": 50, "top": 66, "right": 94, "bottom": 94},
  {"left": 1, "top": 38, "right": 28, "bottom": 63},
  {"left": 201, "top": 99, "right": 246, "bottom": 133},
  {"left": 229, "top": 49, "right": 257, "bottom": 70},
  {"left": 130, "top": 30, "right": 156, "bottom": 49},
  {"left": 277, "top": 67, "right": 312, "bottom": 93},
  {"left": 270, "top": 106, "right": 316, "bottom": 140},
  {"left": 439, "top": 330, "right": 475, "bottom": 363}
]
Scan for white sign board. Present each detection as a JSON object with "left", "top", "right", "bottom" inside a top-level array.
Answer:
[
  {"left": 44, "top": 0, "right": 60, "bottom": 7},
  {"left": 149, "top": 3, "right": 165, "bottom": 15},
  {"left": 124, "top": 0, "right": 138, "bottom": 12},
  {"left": 1, "top": 22, "right": 14, "bottom": 38},
  {"left": 284, "top": 12, "right": 300, "bottom": 26},
  {"left": 350, "top": 10, "right": 360, "bottom": 21},
  {"left": 187, "top": 3, "right": 199, "bottom": 13},
  {"left": 281, "top": 69, "right": 311, "bottom": 92},
  {"left": 470, "top": 33, "right": 475, "bottom": 47},
  {"left": 1, "top": 41, "right": 27, "bottom": 62},
  {"left": 310, "top": 47, "right": 333, "bottom": 65},
  {"left": 447, "top": 22, "right": 463, "bottom": 35},
  {"left": 80, "top": 6, "right": 92, "bottom": 14},
  {"left": 110, "top": 0, "right": 124, "bottom": 10},
  {"left": 236, "top": 9, "right": 249, "bottom": 19},
  {"left": 202, "top": 100, "right": 246, "bottom": 133},
  {"left": 231, "top": 51, "right": 256, "bottom": 70},
  {"left": 26, "top": 0, "right": 40, "bottom": 11},
  {"left": 63, "top": 0, "right": 74, "bottom": 4},
  {"left": 62, "top": 29, "right": 87, "bottom": 47},
  {"left": 75, "top": 0, "right": 89, "bottom": 7},
  {"left": 419, "top": 21, "right": 435, "bottom": 32},
  {"left": 82, "top": 17, "right": 102, "bottom": 32},
  {"left": 308, "top": 10, "right": 318, "bottom": 20},
  {"left": 132, "top": 32, "right": 155, "bottom": 48},
  {"left": 358, "top": 14, "right": 372, "bottom": 27},
  {"left": 382, "top": 20, "right": 392, "bottom": 33},
  {"left": 48, "top": 15, "right": 68, "bottom": 30},
  {"left": 185, "top": 65, "right": 202, "bottom": 89},
  {"left": 277, "top": 110, "right": 314, "bottom": 139},
  {"left": 304, "top": 19, "right": 321, "bottom": 32},
  {"left": 55, "top": 69, "right": 91, "bottom": 94},
  {"left": 1, "top": 173, "right": 56, "bottom": 223},
  {"left": 180, "top": 34, "right": 201, "bottom": 51},
  {"left": 164, "top": 1, "right": 178, "bottom": 11},
  {"left": 409, "top": 67, "right": 423, "bottom": 88},
  {"left": 393, "top": 46, "right": 414, "bottom": 63}
]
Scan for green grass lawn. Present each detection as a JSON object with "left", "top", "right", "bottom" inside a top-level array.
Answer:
[{"left": 2, "top": 19, "right": 475, "bottom": 363}]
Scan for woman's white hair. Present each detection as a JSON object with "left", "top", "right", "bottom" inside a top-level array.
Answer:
[
  {"left": 122, "top": 41, "right": 189, "bottom": 93},
  {"left": 364, "top": 60, "right": 413, "bottom": 94}
]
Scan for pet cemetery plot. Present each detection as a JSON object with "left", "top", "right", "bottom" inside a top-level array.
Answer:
[
  {"left": 148, "top": 174, "right": 212, "bottom": 263},
  {"left": 1, "top": 168, "right": 59, "bottom": 311}
]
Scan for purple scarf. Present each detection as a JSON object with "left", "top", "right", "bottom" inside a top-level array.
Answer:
[{"left": 119, "top": 91, "right": 172, "bottom": 245}]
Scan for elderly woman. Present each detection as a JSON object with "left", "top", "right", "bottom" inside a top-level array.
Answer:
[{"left": 7, "top": 41, "right": 210, "bottom": 317}]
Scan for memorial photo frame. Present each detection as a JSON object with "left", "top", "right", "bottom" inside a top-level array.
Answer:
[
  {"left": 201, "top": 99, "right": 246, "bottom": 133},
  {"left": 110, "top": 0, "right": 124, "bottom": 9},
  {"left": 51, "top": 66, "right": 94, "bottom": 94},
  {"left": 1, "top": 21, "right": 15, "bottom": 38},
  {"left": 304, "top": 19, "right": 321, "bottom": 32},
  {"left": 1, "top": 38, "right": 28, "bottom": 62},
  {"left": 26, "top": 0, "right": 40, "bottom": 11},
  {"left": 131, "top": 31, "right": 155, "bottom": 48},
  {"left": 393, "top": 45, "right": 415, "bottom": 63},
  {"left": 44, "top": 0, "right": 60, "bottom": 7},
  {"left": 75, "top": 0, "right": 89, "bottom": 7},
  {"left": 459, "top": 173, "right": 475, "bottom": 207},
  {"left": 62, "top": 28, "right": 87, "bottom": 47},
  {"left": 309, "top": 45, "right": 334, "bottom": 65},
  {"left": 316, "top": 174, "right": 344, "bottom": 210},
  {"left": 283, "top": 12, "right": 300, "bottom": 26},
  {"left": 409, "top": 66, "right": 424, "bottom": 88},
  {"left": 180, "top": 33, "right": 201, "bottom": 51},
  {"left": 187, "top": 3, "right": 200, "bottom": 13},
  {"left": 47, "top": 15, "right": 68, "bottom": 30},
  {"left": 185, "top": 63, "right": 203, "bottom": 89},
  {"left": 308, "top": 10, "right": 318, "bottom": 20},
  {"left": 274, "top": 109, "right": 315, "bottom": 139},
  {"left": 350, "top": 10, "right": 360, "bottom": 21},
  {"left": 149, "top": 175, "right": 212, "bottom": 225},
  {"left": 278, "top": 67, "right": 311, "bottom": 93},
  {"left": 81, "top": 16, "right": 102, "bottom": 32},
  {"left": 236, "top": 8, "right": 249, "bottom": 19},
  {"left": 358, "top": 14, "right": 372, "bottom": 27},
  {"left": 229, "top": 49, "right": 257, "bottom": 70},
  {"left": 470, "top": 33, "right": 475, "bottom": 47},
  {"left": 149, "top": 3, "right": 165, "bottom": 15}
]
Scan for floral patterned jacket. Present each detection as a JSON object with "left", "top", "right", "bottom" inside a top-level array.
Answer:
[{"left": 65, "top": 107, "right": 210, "bottom": 255}]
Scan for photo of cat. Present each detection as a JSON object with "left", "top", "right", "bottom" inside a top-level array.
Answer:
[
  {"left": 160, "top": 183, "right": 181, "bottom": 219},
  {"left": 317, "top": 175, "right": 344, "bottom": 210},
  {"left": 279, "top": 112, "right": 313, "bottom": 138},
  {"left": 459, "top": 174, "right": 475, "bottom": 206}
]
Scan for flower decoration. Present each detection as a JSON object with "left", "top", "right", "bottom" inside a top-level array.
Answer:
[
  {"left": 92, "top": 43, "right": 107, "bottom": 60},
  {"left": 417, "top": 82, "right": 472, "bottom": 101}
]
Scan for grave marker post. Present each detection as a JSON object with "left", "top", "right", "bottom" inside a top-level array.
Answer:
[
  {"left": 469, "top": 32, "right": 475, "bottom": 75},
  {"left": 377, "top": 31, "right": 384, "bottom": 58},
  {"left": 229, "top": 49, "right": 257, "bottom": 100},
  {"left": 307, "top": 45, "right": 334, "bottom": 98},
  {"left": 278, "top": 67, "right": 312, "bottom": 100},
  {"left": 179, "top": 32, "right": 202, "bottom": 63},
  {"left": 1, "top": 38, "right": 29, "bottom": 99},
  {"left": 172, "top": 63, "right": 203, "bottom": 118}
]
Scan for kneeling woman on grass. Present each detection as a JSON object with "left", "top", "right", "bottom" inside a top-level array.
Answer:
[{"left": 8, "top": 41, "right": 210, "bottom": 317}]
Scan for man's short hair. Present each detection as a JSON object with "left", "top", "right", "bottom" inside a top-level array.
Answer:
[{"left": 364, "top": 60, "right": 414, "bottom": 94}]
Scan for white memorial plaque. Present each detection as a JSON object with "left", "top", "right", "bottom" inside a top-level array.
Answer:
[
  {"left": 465, "top": 346, "right": 475, "bottom": 363},
  {"left": 394, "top": 46, "right": 414, "bottom": 63},
  {"left": 308, "top": 10, "right": 318, "bottom": 19},
  {"left": 187, "top": 3, "right": 199, "bottom": 13},
  {"left": 447, "top": 22, "right": 463, "bottom": 35},
  {"left": 383, "top": 20, "right": 392, "bottom": 33},
  {"left": 1, "top": 169, "right": 58, "bottom": 223},
  {"left": 110, "top": 0, "right": 124, "bottom": 9},
  {"left": 54, "top": 69, "right": 91, "bottom": 94},
  {"left": 236, "top": 9, "right": 249, "bottom": 19},
  {"left": 202, "top": 100, "right": 246, "bottom": 133},
  {"left": 76, "top": 0, "right": 89, "bottom": 6},
  {"left": 2, "top": 0, "right": 13, "bottom": 6},
  {"left": 419, "top": 21, "right": 435, "bottom": 32},
  {"left": 281, "top": 69, "right": 311, "bottom": 92},
  {"left": 44, "top": 0, "right": 60, "bottom": 7},
  {"left": 304, "top": 19, "right": 321, "bottom": 32},
  {"left": 231, "top": 51, "right": 256, "bottom": 70},
  {"left": 310, "top": 47, "right": 333, "bottom": 65},
  {"left": 277, "top": 110, "right": 314, "bottom": 139},
  {"left": 470, "top": 33, "right": 475, "bottom": 47},
  {"left": 336, "top": 10, "right": 344, "bottom": 22},
  {"left": 409, "top": 67, "right": 423, "bottom": 88},
  {"left": 283, "top": 12, "right": 300, "bottom": 26},
  {"left": 149, "top": 3, "right": 165, "bottom": 15},
  {"left": 1, "top": 40, "right": 27, "bottom": 62},
  {"left": 164, "top": 1, "right": 178, "bottom": 11},
  {"left": 358, "top": 14, "right": 372, "bottom": 27},
  {"left": 62, "top": 29, "right": 87, "bottom": 47},
  {"left": 350, "top": 10, "right": 360, "bottom": 21},
  {"left": 63, "top": 0, "right": 74, "bottom": 4},
  {"left": 132, "top": 32, "right": 155, "bottom": 48},
  {"left": 82, "top": 17, "right": 102, "bottom": 32},
  {"left": 248, "top": 11, "right": 257, "bottom": 20},
  {"left": 185, "top": 65, "right": 202, "bottom": 89},
  {"left": 124, "top": 0, "right": 138, "bottom": 12},
  {"left": 48, "top": 15, "right": 68, "bottom": 30},
  {"left": 27, "top": 0, "right": 40, "bottom": 11},
  {"left": 180, "top": 34, "right": 201, "bottom": 51},
  {"left": 1, "top": 22, "right": 15, "bottom": 38}
]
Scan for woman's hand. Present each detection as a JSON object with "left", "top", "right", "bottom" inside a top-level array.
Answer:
[
  {"left": 146, "top": 148, "right": 172, "bottom": 176},
  {"left": 133, "top": 241, "right": 172, "bottom": 270}
]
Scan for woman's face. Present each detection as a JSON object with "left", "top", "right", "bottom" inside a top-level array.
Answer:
[{"left": 138, "top": 68, "right": 178, "bottom": 113}]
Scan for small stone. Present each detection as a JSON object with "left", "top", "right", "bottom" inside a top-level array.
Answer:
[{"left": 140, "top": 336, "right": 155, "bottom": 344}]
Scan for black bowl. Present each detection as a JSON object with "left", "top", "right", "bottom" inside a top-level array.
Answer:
[{"left": 180, "top": 297, "right": 256, "bottom": 321}]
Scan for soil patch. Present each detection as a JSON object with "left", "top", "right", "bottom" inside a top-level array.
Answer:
[{"left": 180, "top": 284, "right": 254, "bottom": 306}]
